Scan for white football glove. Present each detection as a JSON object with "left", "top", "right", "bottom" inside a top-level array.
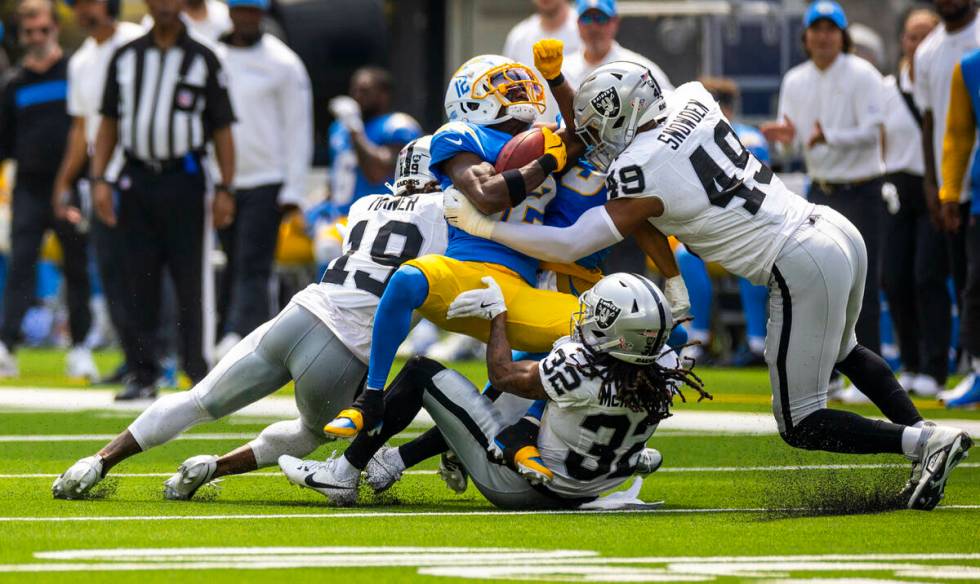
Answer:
[
  {"left": 447, "top": 276, "right": 507, "bottom": 320},
  {"left": 882, "top": 182, "right": 900, "bottom": 215},
  {"left": 664, "top": 275, "right": 691, "bottom": 320},
  {"left": 443, "top": 188, "right": 495, "bottom": 239},
  {"left": 328, "top": 95, "right": 364, "bottom": 134}
]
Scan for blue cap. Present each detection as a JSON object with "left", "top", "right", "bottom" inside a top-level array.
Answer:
[
  {"left": 803, "top": 1, "right": 847, "bottom": 29},
  {"left": 576, "top": 0, "right": 617, "bottom": 18},
  {"left": 227, "top": 0, "right": 270, "bottom": 9}
]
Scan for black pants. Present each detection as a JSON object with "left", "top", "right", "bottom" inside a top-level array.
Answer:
[
  {"left": 91, "top": 213, "right": 132, "bottom": 361},
  {"left": 117, "top": 162, "right": 210, "bottom": 386},
  {"left": 808, "top": 178, "right": 882, "bottom": 355},
  {"left": 0, "top": 173, "right": 91, "bottom": 349},
  {"left": 218, "top": 183, "right": 282, "bottom": 338},
  {"left": 947, "top": 202, "right": 971, "bottom": 306},
  {"left": 880, "top": 172, "right": 951, "bottom": 382},
  {"left": 961, "top": 216, "right": 980, "bottom": 359}
]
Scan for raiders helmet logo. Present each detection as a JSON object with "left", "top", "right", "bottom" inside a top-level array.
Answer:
[
  {"left": 594, "top": 298, "right": 622, "bottom": 329},
  {"left": 590, "top": 87, "right": 621, "bottom": 118}
]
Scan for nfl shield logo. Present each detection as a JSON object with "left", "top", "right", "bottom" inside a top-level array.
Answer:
[
  {"left": 594, "top": 298, "right": 622, "bottom": 329},
  {"left": 591, "top": 87, "right": 621, "bottom": 118},
  {"left": 177, "top": 89, "right": 195, "bottom": 109}
]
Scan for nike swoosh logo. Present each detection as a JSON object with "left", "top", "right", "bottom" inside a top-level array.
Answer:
[
  {"left": 480, "top": 302, "right": 493, "bottom": 308},
  {"left": 446, "top": 137, "right": 463, "bottom": 145},
  {"left": 304, "top": 473, "right": 349, "bottom": 490}
]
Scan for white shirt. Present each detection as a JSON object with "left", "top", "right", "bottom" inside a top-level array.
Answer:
[
  {"left": 882, "top": 67, "right": 924, "bottom": 176},
  {"left": 218, "top": 34, "right": 313, "bottom": 206},
  {"left": 290, "top": 192, "right": 448, "bottom": 363},
  {"left": 564, "top": 41, "right": 674, "bottom": 94},
  {"left": 142, "top": 0, "right": 232, "bottom": 42},
  {"left": 611, "top": 82, "right": 815, "bottom": 286},
  {"left": 502, "top": 12, "right": 581, "bottom": 125},
  {"left": 777, "top": 53, "right": 885, "bottom": 182},
  {"left": 913, "top": 14, "right": 980, "bottom": 196}
]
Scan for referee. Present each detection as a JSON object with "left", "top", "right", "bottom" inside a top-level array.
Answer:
[{"left": 90, "top": 0, "right": 236, "bottom": 401}]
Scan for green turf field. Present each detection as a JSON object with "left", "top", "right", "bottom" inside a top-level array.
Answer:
[{"left": 0, "top": 348, "right": 977, "bottom": 582}]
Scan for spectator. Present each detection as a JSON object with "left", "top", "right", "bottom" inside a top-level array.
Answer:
[
  {"left": 914, "top": 0, "right": 979, "bottom": 400},
  {"left": 880, "top": 9, "right": 949, "bottom": 398},
  {"left": 762, "top": 1, "right": 886, "bottom": 359},
  {"left": 51, "top": 0, "right": 143, "bottom": 382},
  {"left": 503, "top": 0, "right": 581, "bottom": 124},
  {"left": 213, "top": 0, "right": 313, "bottom": 359},
  {"left": 142, "top": 0, "right": 232, "bottom": 42},
  {"left": 0, "top": 0, "right": 93, "bottom": 379},
  {"left": 563, "top": 0, "right": 672, "bottom": 92},
  {"left": 90, "top": 0, "right": 236, "bottom": 400}
]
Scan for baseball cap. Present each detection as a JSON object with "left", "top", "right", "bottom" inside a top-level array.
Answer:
[
  {"left": 576, "top": 0, "right": 617, "bottom": 18},
  {"left": 803, "top": 1, "right": 848, "bottom": 29},
  {"left": 227, "top": 0, "right": 270, "bottom": 9}
]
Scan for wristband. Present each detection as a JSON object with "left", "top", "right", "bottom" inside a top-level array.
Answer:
[
  {"left": 546, "top": 72, "right": 565, "bottom": 89},
  {"left": 537, "top": 154, "right": 558, "bottom": 175},
  {"left": 214, "top": 183, "right": 233, "bottom": 194},
  {"left": 89, "top": 176, "right": 109, "bottom": 185},
  {"left": 502, "top": 169, "right": 527, "bottom": 207}
]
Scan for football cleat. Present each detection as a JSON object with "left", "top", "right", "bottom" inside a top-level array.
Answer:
[
  {"left": 438, "top": 451, "right": 468, "bottom": 494},
  {"left": 512, "top": 445, "right": 553, "bottom": 485},
  {"left": 907, "top": 425, "right": 973, "bottom": 510},
  {"left": 364, "top": 446, "right": 403, "bottom": 493},
  {"left": 635, "top": 448, "right": 664, "bottom": 475},
  {"left": 66, "top": 346, "right": 99, "bottom": 380},
  {"left": 900, "top": 422, "right": 935, "bottom": 500},
  {"left": 946, "top": 375, "right": 980, "bottom": 409},
  {"left": 52, "top": 455, "right": 104, "bottom": 499},
  {"left": 0, "top": 341, "right": 18, "bottom": 379},
  {"left": 323, "top": 390, "right": 384, "bottom": 439},
  {"left": 279, "top": 454, "right": 359, "bottom": 506},
  {"left": 163, "top": 454, "right": 218, "bottom": 500}
]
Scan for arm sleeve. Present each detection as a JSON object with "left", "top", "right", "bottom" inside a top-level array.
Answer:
[
  {"left": 99, "top": 52, "right": 121, "bottom": 119},
  {"left": 940, "top": 63, "right": 976, "bottom": 204},
  {"left": 539, "top": 345, "right": 597, "bottom": 408},
  {"left": 203, "top": 53, "right": 236, "bottom": 131},
  {"left": 278, "top": 58, "right": 314, "bottom": 207},
  {"left": 491, "top": 204, "right": 623, "bottom": 263},
  {"left": 821, "top": 67, "right": 885, "bottom": 148}
]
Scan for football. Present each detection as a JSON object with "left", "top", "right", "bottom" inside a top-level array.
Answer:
[{"left": 494, "top": 128, "right": 545, "bottom": 173}]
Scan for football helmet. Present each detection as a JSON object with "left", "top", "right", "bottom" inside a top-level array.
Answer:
[
  {"left": 392, "top": 135, "right": 437, "bottom": 196},
  {"left": 444, "top": 54, "right": 546, "bottom": 126},
  {"left": 574, "top": 272, "right": 673, "bottom": 365},
  {"left": 572, "top": 61, "right": 667, "bottom": 171}
]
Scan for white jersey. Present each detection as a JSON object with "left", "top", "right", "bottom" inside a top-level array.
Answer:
[
  {"left": 537, "top": 339, "right": 677, "bottom": 498},
  {"left": 607, "top": 82, "right": 815, "bottom": 285},
  {"left": 290, "top": 193, "right": 448, "bottom": 363}
]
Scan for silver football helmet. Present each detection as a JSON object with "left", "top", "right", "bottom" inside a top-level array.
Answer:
[
  {"left": 444, "top": 54, "right": 547, "bottom": 126},
  {"left": 572, "top": 61, "right": 667, "bottom": 172},
  {"left": 574, "top": 272, "right": 674, "bottom": 365},
  {"left": 392, "top": 135, "right": 437, "bottom": 196}
]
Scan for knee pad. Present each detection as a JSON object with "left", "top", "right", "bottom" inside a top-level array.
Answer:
[{"left": 248, "top": 418, "right": 327, "bottom": 468}]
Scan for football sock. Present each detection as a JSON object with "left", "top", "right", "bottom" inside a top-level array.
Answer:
[
  {"left": 248, "top": 418, "right": 326, "bottom": 468},
  {"left": 127, "top": 391, "right": 213, "bottom": 450},
  {"left": 399, "top": 427, "right": 449, "bottom": 468},
  {"left": 365, "top": 265, "right": 429, "bottom": 391},
  {"left": 738, "top": 278, "right": 768, "bottom": 354},
  {"left": 676, "top": 245, "right": 713, "bottom": 334},
  {"left": 782, "top": 408, "right": 905, "bottom": 454},
  {"left": 835, "top": 344, "right": 923, "bottom": 426},
  {"left": 901, "top": 426, "right": 924, "bottom": 458}
]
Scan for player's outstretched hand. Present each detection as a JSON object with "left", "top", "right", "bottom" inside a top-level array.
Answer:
[
  {"left": 443, "top": 188, "right": 495, "bottom": 238},
  {"left": 664, "top": 275, "right": 691, "bottom": 320},
  {"left": 540, "top": 127, "right": 567, "bottom": 173},
  {"left": 447, "top": 276, "right": 506, "bottom": 320},
  {"left": 328, "top": 95, "right": 364, "bottom": 134},
  {"left": 533, "top": 39, "right": 564, "bottom": 81}
]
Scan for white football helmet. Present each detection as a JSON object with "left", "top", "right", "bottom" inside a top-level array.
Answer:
[
  {"left": 574, "top": 273, "right": 673, "bottom": 365},
  {"left": 392, "top": 135, "right": 437, "bottom": 196},
  {"left": 573, "top": 61, "right": 667, "bottom": 171},
  {"left": 444, "top": 54, "right": 546, "bottom": 126}
]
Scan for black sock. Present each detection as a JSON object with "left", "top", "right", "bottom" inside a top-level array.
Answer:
[
  {"left": 343, "top": 357, "right": 439, "bottom": 469},
  {"left": 836, "top": 345, "right": 923, "bottom": 426},
  {"left": 782, "top": 408, "right": 905, "bottom": 454},
  {"left": 398, "top": 427, "right": 449, "bottom": 468}
]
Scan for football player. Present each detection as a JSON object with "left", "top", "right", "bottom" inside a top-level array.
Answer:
[
  {"left": 281, "top": 272, "right": 705, "bottom": 508},
  {"left": 51, "top": 137, "right": 447, "bottom": 500},
  {"left": 447, "top": 41, "right": 974, "bottom": 511}
]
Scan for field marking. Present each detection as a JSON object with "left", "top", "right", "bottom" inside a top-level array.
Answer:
[{"left": 0, "top": 431, "right": 423, "bottom": 442}]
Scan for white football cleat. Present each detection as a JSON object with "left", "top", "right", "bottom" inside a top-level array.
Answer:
[
  {"left": 52, "top": 455, "right": 104, "bottom": 499},
  {"left": 897, "top": 372, "right": 915, "bottom": 393},
  {"left": 279, "top": 454, "right": 359, "bottom": 506},
  {"left": 66, "top": 346, "right": 99, "bottom": 380},
  {"left": 0, "top": 341, "right": 18, "bottom": 379},
  {"left": 364, "top": 446, "right": 404, "bottom": 493},
  {"left": 911, "top": 374, "right": 941, "bottom": 398},
  {"left": 635, "top": 448, "right": 663, "bottom": 475},
  {"left": 438, "top": 451, "right": 468, "bottom": 494},
  {"left": 163, "top": 455, "right": 218, "bottom": 500},
  {"left": 908, "top": 425, "right": 973, "bottom": 510},
  {"left": 939, "top": 373, "right": 974, "bottom": 403},
  {"left": 837, "top": 385, "right": 871, "bottom": 404}
]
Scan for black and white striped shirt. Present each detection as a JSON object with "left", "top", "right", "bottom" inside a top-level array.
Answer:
[{"left": 100, "top": 27, "right": 235, "bottom": 162}]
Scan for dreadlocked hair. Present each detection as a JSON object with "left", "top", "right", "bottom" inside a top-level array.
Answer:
[{"left": 575, "top": 327, "right": 711, "bottom": 424}]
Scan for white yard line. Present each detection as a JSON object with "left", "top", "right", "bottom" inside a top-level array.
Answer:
[{"left": 0, "top": 431, "right": 423, "bottom": 442}]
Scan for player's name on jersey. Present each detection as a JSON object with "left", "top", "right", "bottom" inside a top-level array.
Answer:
[
  {"left": 366, "top": 194, "right": 422, "bottom": 212},
  {"left": 657, "top": 99, "right": 711, "bottom": 151},
  {"left": 597, "top": 383, "right": 626, "bottom": 408}
]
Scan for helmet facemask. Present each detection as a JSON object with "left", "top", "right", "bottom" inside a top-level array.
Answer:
[{"left": 473, "top": 63, "right": 546, "bottom": 124}]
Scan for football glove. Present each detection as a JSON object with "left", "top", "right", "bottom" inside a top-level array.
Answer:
[
  {"left": 664, "top": 275, "right": 691, "bottom": 320},
  {"left": 328, "top": 95, "right": 364, "bottom": 134},
  {"left": 447, "top": 276, "right": 506, "bottom": 320},
  {"left": 532, "top": 39, "right": 564, "bottom": 81},
  {"left": 443, "top": 188, "right": 495, "bottom": 239},
  {"left": 540, "top": 126, "right": 567, "bottom": 173}
]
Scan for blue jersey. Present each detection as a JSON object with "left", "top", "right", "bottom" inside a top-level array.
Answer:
[
  {"left": 430, "top": 121, "right": 553, "bottom": 285},
  {"left": 329, "top": 112, "right": 422, "bottom": 215},
  {"left": 733, "top": 123, "right": 770, "bottom": 165},
  {"left": 544, "top": 162, "right": 609, "bottom": 271}
]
